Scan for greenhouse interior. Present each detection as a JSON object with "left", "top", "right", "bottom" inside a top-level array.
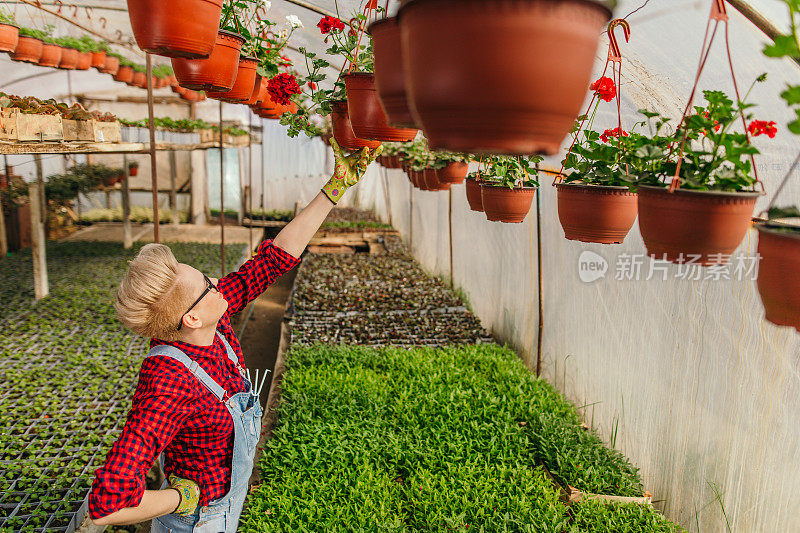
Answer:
[{"left": 0, "top": 0, "right": 798, "bottom": 531}]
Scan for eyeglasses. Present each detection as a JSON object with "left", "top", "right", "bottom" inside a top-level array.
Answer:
[{"left": 177, "top": 274, "right": 218, "bottom": 331}]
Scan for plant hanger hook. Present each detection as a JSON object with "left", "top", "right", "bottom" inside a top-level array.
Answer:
[{"left": 607, "top": 18, "right": 630, "bottom": 63}]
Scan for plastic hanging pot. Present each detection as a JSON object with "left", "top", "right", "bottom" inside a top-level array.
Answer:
[
  {"left": 172, "top": 30, "right": 244, "bottom": 92},
  {"left": 207, "top": 57, "right": 258, "bottom": 102},
  {"left": 465, "top": 178, "right": 484, "bottom": 212},
  {"left": 128, "top": 165, "right": 139, "bottom": 177},
  {"left": 343, "top": 73, "right": 418, "bottom": 142},
  {"left": 91, "top": 50, "right": 106, "bottom": 68},
  {"left": 132, "top": 71, "right": 148, "bottom": 88},
  {"left": 76, "top": 51, "right": 92, "bottom": 70},
  {"left": 398, "top": 0, "right": 611, "bottom": 155},
  {"left": 480, "top": 183, "right": 536, "bottom": 223},
  {"left": 10, "top": 36, "right": 42, "bottom": 63},
  {"left": 755, "top": 223, "right": 800, "bottom": 331},
  {"left": 0, "top": 24, "right": 19, "bottom": 53},
  {"left": 436, "top": 162, "right": 468, "bottom": 184},
  {"left": 101, "top": 55, "right": 120, "bottom": 75},
  {"left": 126, "top": 0, "right": 223, "bottom": 59},
  {"left": 58, "top": 47, "right": 79, "bottom": 69},
  {"left": 425, "top": 168, "right": 450, "bottom": 191},
  {"left": 113, "top": 65, "right": 134, "bottom": 83},
  {"left": 637, "top": 185, "right": 759, "bottom": 265},
  {"left": 38, "top": 43, "right": 62, "bottom": 68},
  {"left": 330, "top": 99, "right": 382, "bottom": 151},
  {"left": 368, "top": 16, "right": 419, "bottom": 128},
  {"left": 556, "top": 182, "right": 638, "bottom": 244},
  {"left": 244, "top": 74, "right": 263, "bottom": 106}
]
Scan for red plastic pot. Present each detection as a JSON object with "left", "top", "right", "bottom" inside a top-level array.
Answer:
[
  {"left": 91, "top": 50, "right": 106, "bottom": 68},
  {"left": 465, "top": 179, "right": 484, "bottom": 212},
  {"left": 244, "top": 74, "right": 263, "bottom": 106},
  {"left": 10, "top": 36, "right": 42, "bottom": 63},
  {"left": 425, "top": 168, "right": 450, "bottom": 191},
  {"left": 127, "top": 0, "right": 223, "bottom": 59},
  {"left": 76, "top": 51, "right": 92, "bottom": 70},
  {"left": 756, "top": 223, "right": 800, "bottom": 331},
  {"left": 58, "top": 47, "right": 79, "bottom": 69},
  {"left": 207, "top": 57, "right": 258, "bottom": 102},
  {"left": 101, "top": 55, "right": 120, "bottom": 75},
  {"left": 637, "top": 185, "right": 759, "bottom": 265},
  {"left": 368, "top": 16, "right": 418, "bottom": 128},
  {"left": 0, "top": 23, "right": 19, "bottom": 53},
  {"left": 181, "top": 89, "right": 206, "bottom": 102},
  {"left": 172, "top": 30, "right": 244, "bottom": 92},
  {"left": 481, "top": 183, "right": 536, "bottom": 223},
  {"left": 38, "top": 43, "right": 62, "bottom": 67},
  {"left": 330, "top": 99, "right": 382, "bottom": 151},
  {"left": 343, "top": 73, "right": 417, "bottom": 142},
  {"left": 556, "top": 182, "right": 638, "bottom": 244},
  {"left": 132, "top": 71, "right": 148, "bottom": 88},
  {"left": 385, "top": 155, "right": 402, "bottom": 169},
  {"left": 113, "top": 65, "right": 134, "bottom": 83},
  {"left": 398, "top": 0, "right": 611, "bottom": 155},
  {"left": 129, "top": 165, "right": 139, "bottom": 177},
  {"left": 437, "top": 162, "right": 468, "bottom": 184}
]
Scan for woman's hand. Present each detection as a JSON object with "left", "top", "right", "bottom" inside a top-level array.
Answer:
[
  {"left": 321, "top": 138, "right": 382, "bottom": 204},
  {"left": 169, "top": 474, "right": 200, "bottom": 517}
]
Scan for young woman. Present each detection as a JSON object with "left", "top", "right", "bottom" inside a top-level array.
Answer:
[{"left": 88, "top": 141, "right": 381, "bottom": 532}]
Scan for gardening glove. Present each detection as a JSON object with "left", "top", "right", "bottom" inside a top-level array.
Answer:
[
  {"left": 168, "top": 474, "right": 200, "bottom": 517},
  {"left": 322, "top": 138, "right": 382, "bottom": 204}
]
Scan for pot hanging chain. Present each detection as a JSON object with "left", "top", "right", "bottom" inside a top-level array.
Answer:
[
  {"left": 668, "top": 0, "right": 763, "bottom": 193},
  {"left": 554, "top": 18, "right": 630, "bottom": 186}
]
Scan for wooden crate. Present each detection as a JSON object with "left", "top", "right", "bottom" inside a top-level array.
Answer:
[
  {"left": 199, "top": 129, "right": 217, "bottom": 143},
  {"left": 63, "top": 120, "right": 122, "bottom": 143},
  {"left": 226, "top": 134, "right": 250, "bottom": 146},
  {"left": 0, "top": 109, "right": 63, "bottom": 142}
]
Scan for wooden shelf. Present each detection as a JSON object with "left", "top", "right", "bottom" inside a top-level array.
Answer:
[{"left": 0, "top": 141, "right": 258, "bottom": 155}]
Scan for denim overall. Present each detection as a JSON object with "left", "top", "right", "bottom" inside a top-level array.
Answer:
[{"left": 150, "top": 331, "right": 262, "bottom": 533}]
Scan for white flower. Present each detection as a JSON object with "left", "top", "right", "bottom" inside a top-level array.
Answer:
[
  {"left": 262, "top": 0, "right": 271, "bottom": 10},
  {"left": 286, "top": 15, "right": 303, "bottom": 28}
]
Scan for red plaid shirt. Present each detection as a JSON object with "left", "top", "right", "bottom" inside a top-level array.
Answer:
[{"left": 88, "top": 239, "right": 300, "bottom": 520}]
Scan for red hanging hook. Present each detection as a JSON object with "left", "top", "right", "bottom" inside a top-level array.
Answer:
[
  {"left": 99, "top": 16, "right": 107, "bottom": 29},
  {"left": 84, "top": 6, "right": 92, "bottom": 19},
  {"left": 607, "top": 19, "right": 630, "bottom": 63},
  {"left": 54, "top": 0, "right": 63, "bottom": 14},
  {"left": 71, "top": 4, "right": 79, "bottom": 18},
  {"left": 710, "top": 0, "right": 728, "bottom": 22}
]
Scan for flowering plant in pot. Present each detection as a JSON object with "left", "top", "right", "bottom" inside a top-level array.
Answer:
[
  {"left": 0, "top": 9, "right": 18, "bottom": 54},
  {"left": 754, "top": 0, "right": 800, "bottom": 330},
  {"left": 557, "top": 75, "right": 639, "bottom": 244},
  {"left": 629, "top": 80, "right": 773, "bottom": 265},
  {"left": 475, "top": 156, "right": 541, "bottom": 223}
]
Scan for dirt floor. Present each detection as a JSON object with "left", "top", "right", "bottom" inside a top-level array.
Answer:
[{"left": 62, "top": 222, "right": 263, "bottom": 245}]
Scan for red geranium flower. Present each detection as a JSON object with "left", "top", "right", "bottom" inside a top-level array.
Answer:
[
  {"left": 267, "top": 73, "right": 301, "bottom": 105},
  {"left": 317, "top": 15, "right": 345, "bottom": 34},
  {"left": 600, "top": 127, "right": 628, "bottom": 143},
  {"left": 747, "top": 119, "right": 778, "bottom": 138},
  {"left": 590, "top": 76, "right": 616, "bottom": 102},
  {"left": 308, "top": 81, "right": 317, "bottom": 90},
  {"left": 701, "top": 110, "right": 721, "bottom": 135}
]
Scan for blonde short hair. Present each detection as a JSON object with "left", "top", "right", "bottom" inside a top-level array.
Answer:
[{"left": 115, "top": 243, "right": 193, "bottom": 341}]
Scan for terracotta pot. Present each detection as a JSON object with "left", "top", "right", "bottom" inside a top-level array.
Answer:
[
  {"left": 129, "top": 165, "right": 139, "bottom": 177},
  {"left": 91, "top": 50, "right": 106, "bottom": 68},
  {"left": 343, "top": 73, "right": 418, "bottom": 141},
  {"left": 127, "top": 0, "right": 223, "bottom": 59},
  {"left": 465, "top": 178, "right": 484, "bottom": 212},
  {"left": 244, "top": 74, "right": 263, "bottom": 106},
  {"left": 0, "top": 24, "right": 19, "bottom": 53},
  {"left": 481, "top": 183, "right": 536, "bottom": 223},
  {"left": 207, "top": 57, "right": 258, "bottom": 102},
  {"left": 38, "top": 43, "right": 62, "bottom": 68},
  {"left": 10, "top": 36, "right": 42, "bottom": 63},
  {"left": 330, "top": 100, "right": 382, "bottom": 151},
  {"left": 387, "top": 155, "right": 402, "bottom": 169},
  {"left": 114, "top": 66, "right": 134, "bottom": 83},
  {"left": 437, "top": 162, "right": 468, "bottom": 184},
  {"left": 756, "top": 223, "right": 800, "bottom": 331},
  {"left": 102, "top": 55, "right": 120, "bottom": 75},
  {"left": 637, "top": 185, "right": 759, "bottom": 265},
  {"left": 412, "top": 169, "right": 428, "bottom": 190},
  {"left": 181, "top": 89, "right": 206, "bottom": 102},
  {"left": 254, "top": 78, "right": 268, "bottom": 106},
  {"left": 427, "top": 168, "right": 451, "bottom": 190},
  {"left": 58, "top": 47, "right": 79, "bottom": 69},
  {"left": 132, "top": 71, "right": 148, "bottom": 88},
  {"left": 398, "top": 0, "right": 611, "bottom": 155},
  {"left": 556, "top": 182, "right": 638, "bottom": 244},
  {"left": 76, "top": 51, "right": 92, "bottom": 70},
  {"left": 368, "top": 16, "right": 418, "bottom": 128},
  {"left": 172, "top": 30, "right": 244, "bottom": 92}
]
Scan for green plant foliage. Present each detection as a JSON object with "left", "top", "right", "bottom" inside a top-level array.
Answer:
[
  {"left": 469, "top": 155, "right": 542, "bottom": 189},
  {"left": 246, "top": 208, "right": 294, "bottom": 221},
  {"left": 569, "top": 500, "right": 685, "bottom": 533},
  {"left": 78, "top": 207, "right": 189, "bottom": 224},
  {"left": 18, "top": 25, "right": 53, "bottom": 42}
]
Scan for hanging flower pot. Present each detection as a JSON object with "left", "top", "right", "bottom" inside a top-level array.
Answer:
[
  {"left": 113, "top": 65, "right": 134, "bottom": 83},
  {"left": 10, "top": 36, "right": 42, "bottom": 63},
  {"left": 172, "top": 30, "right": 244, "bottom": 91},
  {"left": 126, "top": 0, "right": 223, "bottom": 59},
  {"left": 368, "top": 16, "right": 418, "bottom": 128},
  {"left": 397, "top": 0, "right": 611, "bottom": 155},
  {"left": 58, "top": 47, "right": 79, "bottom": 69},
  {"left": 101, "top": 55, "right": 120, "bottom": 75},
  {"left": 207, "top": 56, "right": 258, "bottom": 102},
  {"left": 343, "top": 73, "right": 418, "bottom": 142},
  {"left": 0, "top": 23, "right": 19, "bottom": 53},
  {"left": 330, "top": 99, "right": 382, "bottom": 151},
  {"left": 755, "top": 223, "right": 800, "bottom": 331},
  {"left": 37, "top": 43, "right": 62, "bottom": 68},
  {"left": 91, "top": 50, "right": 106, "bottom": 68},
  {"left": 437, "top": 162, "right": 468, "bottom": 184},
  {"left": 132, "top": 71, "right": 148, "bottom": 88},
  {"left": 76, "top": 51, "right": 92, "bottom": 70},
  {"left": 556, "top": 182, "right": 638, "bottom": 244},
  {"left": 637, "top": 186, "right": 759, "bottom": 265},
  {"left": 465, "top": 178, "right": 484, "bottom": 212},
  {"left": 387, "top": 155, "right": 402, "bottom": 169},
  {"left": 128, "top": 162, "right": 140, "bottom": 176},
  {"left": 480, "top": 183, "right": 536, "bottom": 223},
  {"left": 244, "top": 74, "right": 263, "bottom": 106}
]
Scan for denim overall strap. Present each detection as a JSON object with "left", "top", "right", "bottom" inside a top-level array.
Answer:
[{"left": 215, "top": 331, "right": 247, "bottom": 382}]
